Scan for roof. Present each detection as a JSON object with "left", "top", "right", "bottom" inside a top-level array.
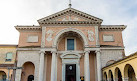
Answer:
[
  {"left": 0, "top": 44, "right": 17, "bottom": 47},
  {"left": 38, "top": 8, "right": 103, "bottom": 25}
]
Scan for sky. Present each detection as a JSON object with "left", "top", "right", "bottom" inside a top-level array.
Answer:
[{"left": 0, "top": 0, "right": 137, "bottom": 56}]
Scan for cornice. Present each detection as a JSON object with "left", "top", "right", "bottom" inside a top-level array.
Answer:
[
  {"left": 39, "top": 21, "right": 101, "bottom": 26},
  {"left": 38, "top": 8, "right": 103, "bottom": 24},
  {"left": 99, "top": 25, "right": 126, "bottom": 31},
  {"left": 15, "top": 25, "right": 41, "bottom": 31}
]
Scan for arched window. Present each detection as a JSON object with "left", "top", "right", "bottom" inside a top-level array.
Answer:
[
  {"left": 27, "top": 75, "right": 34, "bottom": 81},
  {"left": 5, "top": 52, "right": 13, "bottom": 61},
  {"left": 0, "top": 71, "right": 7, "bottom": 81}
]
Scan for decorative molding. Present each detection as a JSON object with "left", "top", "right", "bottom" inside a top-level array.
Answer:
[
  {"left": 38, "top": 8, "right": 103, "bottom": 24},
  {"left": 27, "top": 35, "right": 39, "bottom": 43},
  {"left": 46, "top": 30, "right": 54, "bottom": 42},
  {"left": 103, "top": 35, "right": 114, "bottom": 42},
  {"left": 88, "top": 30, "right": 95, "bottom": 42},
  {"left": 39, "top": 21, "right": 101, "bottom": 26},
  {"left": 100, "top": 25, "right": 126, "bottom": 31},
  {"left": 53, "top": 28, "right": 88, "bottom": 47},
  {"left": 60, "top": 51, "right": 81, "bottom": 81},
  {"left": 60, "top": 52, "right": 81, "bottom": 59},
  {"left": 95, "top": 50, "right": 101, "bottom": 54},
  {"left": 15, "top": 26, "right": 41, "bottom": 31}
]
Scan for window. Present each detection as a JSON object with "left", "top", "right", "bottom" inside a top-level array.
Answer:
[
  {"left": 6, "top": 53, "right": 13, "bottom": 61},
  {"left": 67, "top": 39, "right": 75, "bottom": 50}
]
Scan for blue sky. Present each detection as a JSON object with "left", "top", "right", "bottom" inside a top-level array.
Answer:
[{"left": 0, "top": 0, "right": 137, "bottom": 56}]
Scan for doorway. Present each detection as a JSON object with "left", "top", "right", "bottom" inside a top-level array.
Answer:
[{"left": 65, "top": 64, "right": 76, "bottom": 81}]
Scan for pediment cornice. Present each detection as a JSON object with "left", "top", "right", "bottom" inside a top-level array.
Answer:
[
  {"left": 39, "top": 21, "right": 101, "bottom": 26},
  {"left": 38, "top": 8, "right": 103, "bottom": 25}
]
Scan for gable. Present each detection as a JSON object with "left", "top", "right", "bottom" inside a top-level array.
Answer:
[
  {"left": 48, "top": 13, "right": 89, "bottom": 21},
  {"left": 38, "top": 8, "right": 103, "bottom": 24}
]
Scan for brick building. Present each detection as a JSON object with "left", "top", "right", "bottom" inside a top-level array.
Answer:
[{"left": 14, "top": 7, "right": 126, "bottom": 81}]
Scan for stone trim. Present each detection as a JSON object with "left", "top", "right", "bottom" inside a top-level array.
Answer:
[
  {"left": 100, "top": 25, "right": 126, "bottom": 31},
  {"left": 53, "top": 28, "right": 88, "bottom": 47},
  {"left": 38, "top": 8, "right": 103, "bottom": 23},
  {"left": 61, "top": 51, "right": 81, "bottom": 81},
  {"left": 15, "top": 26, "right": 41, "bottom": 31},
  {"left": 39, "top": 21, "right": 102, "bottom": 26}
]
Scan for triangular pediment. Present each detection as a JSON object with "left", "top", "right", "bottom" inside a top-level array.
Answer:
[{"left": 38, "top": 8, "right": 103, "bottom": 24}]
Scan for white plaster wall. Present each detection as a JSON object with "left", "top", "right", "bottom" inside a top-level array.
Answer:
[
  {"left": 15, "top": 50, "right": 40, "bottom": 81},
  {"left": 101, "top": 49, "right": 123, "bottom": 68}
]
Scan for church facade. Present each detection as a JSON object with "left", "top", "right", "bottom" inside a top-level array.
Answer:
[{"left": 15, "top": 8, "right": 126, "bottom": 81}]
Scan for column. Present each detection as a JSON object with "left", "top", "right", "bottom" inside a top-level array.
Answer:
[
  {"left": 96, "top": 50, "right": 102, "bottom": 81},
  {"left": 84, "top": 51, "right": 90, "bottom": 81},
  {"left": 51, "top": 51, "right": 57, "bottom": 81},
  {"left": 38, "top": 51, "right": 45, "bottom": 81}
]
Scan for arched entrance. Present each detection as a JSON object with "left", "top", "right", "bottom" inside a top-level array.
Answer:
[
  {"left": 115, "top": 68, "right": 122, "bottom": 81},
  {"left": 0, "top": 71, "right": 7, "bottom": 81},
  {"left": 21, "top": 62, "right": 35, "bottom": 81},
  {"left": 103, "top": 72, "right": 107, "bottom": 81},
  {"left": 108, "top": 70, "right": 114, "bottom": 81},
  {"left": 53, "top": 28, "right": 88, "bottom": 47},
  {"left": 60, "top": 52, "right": 81, "bottom": 81},
  {"left": 124, "top": 64, "right": 136, "bottom": 81}
]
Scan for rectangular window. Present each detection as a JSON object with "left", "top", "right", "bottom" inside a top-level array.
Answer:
[
  {"left": 6, "top": 53, "right": 13, "bottom": 61},
  {"left": 67, "top": 39, "right": 74, "bottom": 50}
]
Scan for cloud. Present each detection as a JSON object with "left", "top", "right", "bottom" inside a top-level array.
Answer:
[{"left": 0, "top": 0, "right": 136, "bottom": 56}]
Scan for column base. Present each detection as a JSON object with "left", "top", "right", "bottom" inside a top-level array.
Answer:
[{"left": 122, "top": 77, "right": 128, "bottom": 81}]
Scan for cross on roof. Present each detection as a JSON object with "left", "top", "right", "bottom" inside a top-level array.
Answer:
[{"left": 69, "top": 0, "right": 72, "bottom": 8}]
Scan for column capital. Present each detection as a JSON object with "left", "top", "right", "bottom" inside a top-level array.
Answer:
[
  {"left": 95, "top": 50, "right": 101, "bottom": 53},
  {"left": 122, "top": 77, "right": 129, "bottom": 81},
  {"left": 39, "top": 50, "right": 45, "bottom": 54},
  {"left": 84, "top": 50, "right": 90, "bottom": 54},
  {"left": 51, "top": 51, "right": 57, "bottom": 54}
]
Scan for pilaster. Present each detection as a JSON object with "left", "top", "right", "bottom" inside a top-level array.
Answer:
[
  {"left": 41, "top": 26, "right": 46, "bottom": 48},
  {"left": 95, "top": 26, "right": 100, "bottom": 47}
]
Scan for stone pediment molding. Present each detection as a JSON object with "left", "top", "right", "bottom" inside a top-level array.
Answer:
[
  {"left": 100, "top": 25, "right": 126, "bottom": 31},
  {"left": 38, "top": 8, "right": 103, "bottom": 25},
  {"left": 60, "top": 52, "right": 81, "bottom": 59},
  {"left": 38, "top": 21, "right": 101, "bottom": 26},
  {"left": 15, "top": 25, "right": 41, "bottom": 31}
]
